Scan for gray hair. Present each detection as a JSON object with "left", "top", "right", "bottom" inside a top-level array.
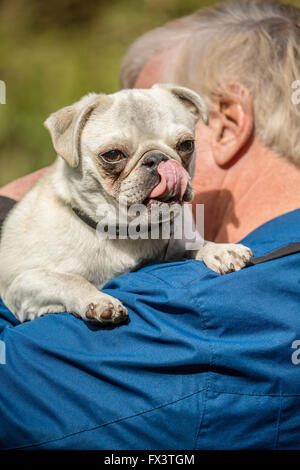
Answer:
[{"left": 120, "top": 0, "right": 300, "bottom": 165}]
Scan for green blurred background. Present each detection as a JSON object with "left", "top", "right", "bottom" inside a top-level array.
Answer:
[{"left": 0, "top": 0, "right": 299, "bottom": 186}]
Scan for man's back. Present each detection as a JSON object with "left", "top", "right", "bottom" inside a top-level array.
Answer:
[{"left": 0, "top": 209, "right": 299, "bottom": 449}]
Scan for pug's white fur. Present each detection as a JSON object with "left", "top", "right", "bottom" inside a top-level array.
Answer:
[{"left": 0, "top": 85, "right": 252, "bottom": 324}]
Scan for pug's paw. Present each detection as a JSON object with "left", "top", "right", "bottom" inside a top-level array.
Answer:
[
  {"left": 85, "top": 295, "right": 128, "bottom": 324},
  {"left": 196, "top": 242, "right": 253, "bottom": 274}
]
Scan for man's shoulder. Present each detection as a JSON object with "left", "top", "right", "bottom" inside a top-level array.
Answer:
[
  {"left": 134, "top": 258, "right": 217, "bottom": 287},
  {"left": 143, "top": 208, "right": 300, "bottom": 286},
  {"left": 105, "top": 209, "right": 300, "bottom": 310}
]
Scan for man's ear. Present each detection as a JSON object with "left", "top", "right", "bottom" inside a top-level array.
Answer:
[
  {"left": 209, "top": 82, "right": 254, "bottom": 167},
  {"left": 153, "top": 83, "right": 209, "bottom": 125},
  {"left": 44, "top": 93, "right": 99, "bottom": 168}
]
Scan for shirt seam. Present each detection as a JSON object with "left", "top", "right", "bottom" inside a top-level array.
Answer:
[
  {"left": 274, "top": 394, "right": 283, "bottom": 450},
  {"left": 4, "top": 387, "right": 207, "bottom": 450},
  {"left": 192, "top": 291, "right": 215, "bottom": 450},
  {"left": 144, "top": 264, "right": 208, "bottom": 289}
]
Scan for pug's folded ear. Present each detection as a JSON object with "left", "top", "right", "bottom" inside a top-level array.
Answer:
[
  {"left": 44, "top": 93, "right": 99, "bottom": 168},
  {"left": 153, "top": 83, "right": 209, "bottom": 125}
]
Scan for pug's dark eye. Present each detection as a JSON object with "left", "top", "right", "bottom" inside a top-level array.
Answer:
[
  {"left": 101, "top": 150, "right": 126, "bottom": 164},
  {"left": 177, "top": 140, "right": 194, "bottom": 154}
]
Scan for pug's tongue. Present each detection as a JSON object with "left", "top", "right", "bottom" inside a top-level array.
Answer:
[{"left": 149, "top": 160, "right": 188, "bottom": 201}]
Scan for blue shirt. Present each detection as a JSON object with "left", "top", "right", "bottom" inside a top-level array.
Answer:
[{"left": 0, "top": 209, "right": 300, "bottom": 450}]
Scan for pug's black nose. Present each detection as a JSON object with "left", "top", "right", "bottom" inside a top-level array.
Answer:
[{"left": 142, "top": 152, "right": 168, "bottom": 170}]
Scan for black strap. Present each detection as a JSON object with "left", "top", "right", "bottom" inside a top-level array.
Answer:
[
  {"left": 72, "top": 207, "right": 161, "bottom": 236},
  {"left": 72, "top": 207, "right": 98, "bottom": 231},
  {"left": 0, "top": 196, "right": 17, "bottom": 232},
  {"left": 247, "top": 242, "right": 300, "bottom": 266}
]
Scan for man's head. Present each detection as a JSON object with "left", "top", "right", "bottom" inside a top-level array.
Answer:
[
  {"left": 120, "top": 0, "right": 300, "bottom": 241},
  {"left": 121, "top": 0, "right": 300, "bottom": 166}
]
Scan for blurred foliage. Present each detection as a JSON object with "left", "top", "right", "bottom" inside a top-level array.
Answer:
[
  {"left": 0, "top": 0, "right": 218, "bottom": 185},
  {"left": 0, "top": 0, "right": 299, "bottom": 185}
]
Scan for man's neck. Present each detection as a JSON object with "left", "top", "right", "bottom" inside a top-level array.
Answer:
[{"left": 193, "top": 139, "right": 300, "bottom": 243}]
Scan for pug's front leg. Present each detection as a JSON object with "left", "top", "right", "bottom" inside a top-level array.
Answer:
[
  {"left": 3, "top": 268, "right": 128, "bottom": 324},
  {"left": 193, "top": 241, "right": 253, "bottom": 274}
]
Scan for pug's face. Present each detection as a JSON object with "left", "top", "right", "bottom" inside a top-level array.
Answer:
[{"left": 45, "top": 85, "right": 208, "bottom": 212}]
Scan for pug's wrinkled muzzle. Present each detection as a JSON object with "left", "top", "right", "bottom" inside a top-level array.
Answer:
[{"left": 149, "top": 159, "right": 188, "bottom": 201}]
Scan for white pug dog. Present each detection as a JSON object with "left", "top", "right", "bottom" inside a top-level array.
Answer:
[{"left": 0, "top": 84, "right": 252, "bottom": 324}]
